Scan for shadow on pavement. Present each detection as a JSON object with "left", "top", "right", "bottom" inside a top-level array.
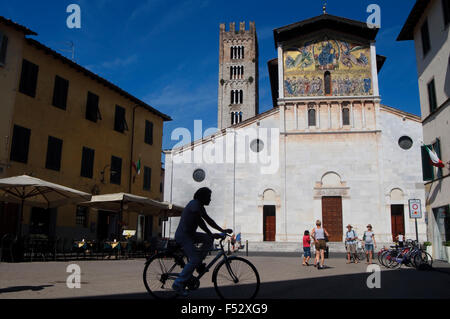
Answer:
[
  {"left": 69, "top": 265, "right": 450, "bottom": 300},
  {"left": 0, "top": 285, "right": 54, "bottom": 294}
]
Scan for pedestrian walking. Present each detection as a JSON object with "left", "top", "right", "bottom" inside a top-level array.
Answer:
[
  {"left": 345, "top": 224, "right": 358, "bottom": 264},
  {"left": 362, "top": 224, "right": 376, "bottom": 264},
  {"left": 311, "top": 220, "right": 329, "bottom": 270},
  {"left": 302, "top": 230, "right": 311, "bottom": 266}
]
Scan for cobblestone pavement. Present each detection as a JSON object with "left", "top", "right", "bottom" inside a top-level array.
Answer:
[{"left": 1, "top": 253, "right": 449, "bottom": 299}]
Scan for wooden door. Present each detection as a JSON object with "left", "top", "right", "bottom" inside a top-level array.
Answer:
[
  {"left": 322, "top": 197, "right": 343, "bottom": 242},
  {"left": 390, "top": 205, "right": 405, "bottom": 242},
  {"left": 263, "top": 205, "right": 276, "bottom": 241}
]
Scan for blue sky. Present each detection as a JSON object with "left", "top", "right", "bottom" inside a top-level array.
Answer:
[{"left": 2, "top": 0, "right": 419, "bottom": 154}]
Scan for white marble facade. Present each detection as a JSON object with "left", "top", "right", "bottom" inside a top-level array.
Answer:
[
  {"left": 163, "top": 101, "right": 427, "bottom": 244},
  {"left": 163, "top": 16, "right": 427, "bottom": 246}
]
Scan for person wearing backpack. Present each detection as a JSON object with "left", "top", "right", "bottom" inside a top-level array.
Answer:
[
  {"left": 362, "top": 224, "right": 377, "bottom": 264},
  {"left": 345, "top": 224, "right": 358, "bottom": 264}
]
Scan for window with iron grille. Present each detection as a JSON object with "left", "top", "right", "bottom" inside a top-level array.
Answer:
[
  {"left": 45, "top": 136, "right": 63, "bottom": 171},
  {"left": 19, "top": 59, "right": 39, "bottom": 97},
  {"left": 76, "top": 206, "right": 88, "bottom": 227},
  {"left": 10, "top": 124, "right": 31, "bottom": 163}
]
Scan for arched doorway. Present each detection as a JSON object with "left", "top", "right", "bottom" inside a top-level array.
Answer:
[
  {"left": 262, "top": 189, "right": 276, "bottom": 241},
  {"left": 320, "top": 172, "right": 343, "bottom": 242},
  {"left": 390, "top": 188, "right": 405, "bottom": 242}
]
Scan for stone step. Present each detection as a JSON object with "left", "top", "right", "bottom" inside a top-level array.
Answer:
[{"left": 240, "top": 241, "right": 391, "bottom": 253}]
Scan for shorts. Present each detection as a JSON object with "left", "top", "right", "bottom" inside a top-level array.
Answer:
[
  {"left": 315, "top": 239, "right": 326, "bottom": 251},
  {"left": 346, "top": 243, "right": 356, "bottom": 254},
  {"left": 303, "top": 247, "right": 311, "bottom": 257},
  {"left": 365, "top": 244, "right": 374, "bottom": 252}
]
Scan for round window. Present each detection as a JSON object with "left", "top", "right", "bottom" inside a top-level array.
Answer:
[
  {"left": 398, "top": 136, "right": 413, "bottom": 150},
  {"left": 250, "top": 139, "right": 264, "bottom": 152},
  {"left": 192, "top": 169, "right": 205, "bottom": 182}
]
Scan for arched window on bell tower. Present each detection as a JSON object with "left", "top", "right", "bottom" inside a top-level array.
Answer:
[{"left": 324, "top": 71, "right": 331, "bottom": 95}]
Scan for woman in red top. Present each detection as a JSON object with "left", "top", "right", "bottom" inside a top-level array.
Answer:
[{"left": 302, "top": 230, "right": 311, "bottom": 266}]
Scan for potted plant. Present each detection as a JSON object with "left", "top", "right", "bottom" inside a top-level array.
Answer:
[
  {"left": 444, "top": 241, "right": 450, "bottom": 263},
  {"left": 423, "top": 241, "right": 433, "bottom": 257}
]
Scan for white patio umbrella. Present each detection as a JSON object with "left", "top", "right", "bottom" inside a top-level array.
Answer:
[
  {"left": 0, "top": 175, "right": 92, "bottom": 236},
  {"left": 79, "top": 192, "right": 183, "bottom": 236}
]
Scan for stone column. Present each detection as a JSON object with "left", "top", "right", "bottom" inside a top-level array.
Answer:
[{"left": 328, "top": 102, "right": 332, "bottom": 129}]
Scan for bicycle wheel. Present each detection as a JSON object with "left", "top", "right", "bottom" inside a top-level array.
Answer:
[
  {"left": 383, "top": 251, "right": 398, "bottom": 268},
  {"left": 213, "top": 256, "right": 260, "bottom": 299},
  {"left": 358, "top": 249, "right": 366, "bottom": 262},
  {"left": 143, "top": 253, "right": 185, "bottom": 299},
  {"left": 379, "top": 250, "right": 389, "bottom": 267},
  {"left": 377, "top": 249, "right": 386, "bottom": 265},
  {"left": 413, "top": 250, "right": 433, "bottom": 269}
]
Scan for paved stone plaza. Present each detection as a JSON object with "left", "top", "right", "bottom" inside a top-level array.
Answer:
[{"left": 1, "top": 253, "right": 449, "bottom": 299}]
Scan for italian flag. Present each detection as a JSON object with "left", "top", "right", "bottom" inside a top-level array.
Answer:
[
  {"left": 425, "top": 145, "right": 444, "bottom": 168},
  {"left": 132, "top": 158, "right": 141, "bottom": 175}
]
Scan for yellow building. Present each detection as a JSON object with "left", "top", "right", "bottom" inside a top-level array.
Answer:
[{"left": 0, "top": 16, "right": 171, "bottom": 242}]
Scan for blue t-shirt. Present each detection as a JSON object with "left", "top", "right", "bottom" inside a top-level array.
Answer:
[{"left": 176, "top": 199, "right": 206, "bottom": 236}]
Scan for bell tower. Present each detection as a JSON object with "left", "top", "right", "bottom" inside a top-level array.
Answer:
[{"left": 218, "top": 21, "right": 259, "bottom": 129}]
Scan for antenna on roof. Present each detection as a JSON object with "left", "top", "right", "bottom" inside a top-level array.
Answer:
[
  {"left": 322, "top": 0, "right": 327, "bottom": 14},
  {"left": 59, "top": 41, "right": 75, "bottom": 61}
]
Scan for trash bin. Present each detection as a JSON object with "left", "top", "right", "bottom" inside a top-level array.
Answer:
[{"left": 324, "top": 246, "right": 329, "bottom": 259}]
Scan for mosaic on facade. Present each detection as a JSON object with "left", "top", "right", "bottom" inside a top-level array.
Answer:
[{"left": 284, "top": 38, "right": 373, "bottom": 97}]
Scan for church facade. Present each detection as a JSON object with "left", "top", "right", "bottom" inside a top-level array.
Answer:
[{"left": 163, "top": 14, "right": 427, "bottom": 247}]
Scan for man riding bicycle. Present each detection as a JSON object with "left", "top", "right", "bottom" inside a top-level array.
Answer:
[{"left": 172, "top": 187, "right": 232, "bottom": 296}]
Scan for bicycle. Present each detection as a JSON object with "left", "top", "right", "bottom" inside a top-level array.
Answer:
[
  {"left": 345, "top": 242, "right": 366, "bottom": 263},
  {"left": 378, "top": 240, "right": 433, "bottom": 269},
  {"left": 143, "top": 233, "right": 260, "bottom": 299}
]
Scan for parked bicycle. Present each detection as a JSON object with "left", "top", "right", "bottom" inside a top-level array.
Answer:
[
  {"left": 143, "top": 233, "right": 260, "bottom": 299},
  {"left": 378, "top": 240, "right": 432, "bottom": 269}
]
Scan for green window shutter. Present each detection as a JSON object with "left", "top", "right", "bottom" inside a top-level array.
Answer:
[
  {"left": 421, "top": 145, "right": 434, "bottom": 181},
  {"left": 434, "top": 139, "right": 443, "bottom": 178}
]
